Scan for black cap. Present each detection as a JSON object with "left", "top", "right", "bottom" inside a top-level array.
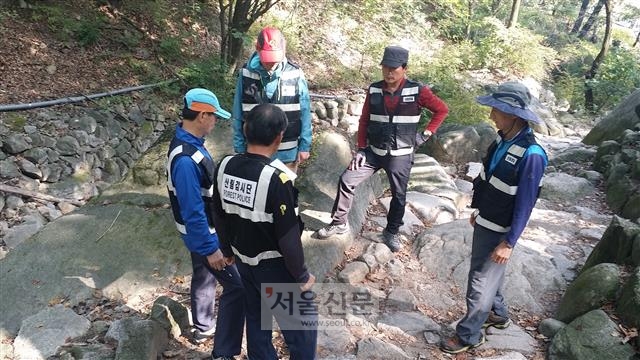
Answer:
[{"left": 380, "top": 46, "right": 409, "bottom": 68}]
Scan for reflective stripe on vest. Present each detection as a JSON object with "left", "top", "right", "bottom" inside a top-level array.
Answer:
[
  {"left": 369, "top": 114, "right": 420, "bottom": 124},
  {"left": 217, "top": 155, "right": 275, "bottom": 223},
  {"left": 370, "top": 145, "right": 414, "bottom": 156},
  {"left": 232, "top": 245, "right": 282, "bottom": 266},
  {"left": 476, "top": 214, "right": 511, "bottom": 233},
  {"left": 242, "top": 103, "right": 301, "bottom": 112}
]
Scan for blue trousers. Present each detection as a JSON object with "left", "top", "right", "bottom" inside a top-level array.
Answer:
[
  {"left": 330, "top": 147, "right": 413, "bottom": 234},
  {"left": 190, "top": 252, "right": 245, "bottom": 357},
  {"left": 455, "top": 224, "right": 509, "bottom": 345},
  {"left": 237, "top": 259, "right": 317, "bottom": 360}
]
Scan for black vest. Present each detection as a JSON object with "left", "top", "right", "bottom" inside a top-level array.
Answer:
[
  {"left": 240, "top": 61, "right": 302, "bottom": 149},
  {"left": 367, "top": 79, "right": 422, "bottom": 152},
  {"left": 167, "top": 139, "right": 216, "bottom": 235},
  {"left": 471, "top": 131, "right": 543, "bottom": 230}
]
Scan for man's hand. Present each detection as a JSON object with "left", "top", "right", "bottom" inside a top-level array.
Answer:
[
  {"left": 206, "top": 249, "right": 226, "bottom": 271},
  {"left": 298, "top": 151, "right": 310, "bottom": 163},
  {"left": 224, "top": 256, "right": 235, "bottom": 266},
  {"left": 415, "top": 130, "right": 432, "bottom": 149},
  {"left": 469, "top": 213, "right": 477, "bottom": 226},
  {"left": 300, "top": 273, "right": 316, "bottom": 292},
  {"left": 490, "top": 242, "right": 513, "bottom": 264},
  {"left": 349, "top": 151, "right": 366, "bottom": 171}
]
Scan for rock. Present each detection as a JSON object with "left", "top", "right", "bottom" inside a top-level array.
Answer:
[
  {"left": 3, "top": 213, "right": 46, "bottom": 249},
  {"left": 582, "top": 216, "right": 640, "bottom": 271},
  {"left": 465, "top": 162, "right": 483, "bottom": 180},
  {"left": 386, "top": 288, "right": 417, "bottom": 311},
  {"left": 317, "top": 319, "right": 355, "bottom": 354},
  {"left": 616, "top": 267, "right": 640, "bottom": 327},
  {"left": 549, "top": 146, "right": 596, "bottom": 166},
  {"left": 107, "top": 318, "right": 168, "bottom": 360},
  {"left": 338, "top": 262, "right": 370, "bottom": 284},
  {"left": 473, "top": 351, "right": 528, "bottom": 360},
  {"left": 540, "top": 172, "right": 595, "bottom": 203},
  {"left": 150, "top": 296, "right": 190, "bottom": 338},
  {"left": 56, "top": 136, "right": 80, "bottom": 156},
  {"left": 424, "top": 123, "right": 495, "bottom": 163},
  {"left": 22, "top": 148, "right": 49, "bottom": 164},
  {"left": 0, "top": 159, "right": 22, "bottom": 179},
  {"left": 378, "top": 311, "right": 440, "bottom": 336},
  {"left": 404, "top": 191, "right": 457, "bottom": 225},
  {"left": 69, "top": 115, "right": 98, "bottom": 134},
  {"left": 583, "top": 88, "right": 640, "bottom": 146},
  {"left": 356, "top": 337, "right": 410, "bottom": 359},
  {"left": 2, "top": 134, "right": 31, "bottom": 154},
  {"left": 408, "top": 154, "right": 457, "bottom": 191},
  {"left": 17, "top": 158, "right": 42, "bottom": 179},
  {"left": 359, "top": 243, "right": 393, "bottom": 268},
  {"left": 13, "top": 305, "right": 90, "bottom": 360},
  {"left": 548, "top": 309, "right": 636, "bottom": 360},
  {"left": 484, "top": 323, "right": 537, "bottom": 354},
  {"left": 538, "top": 318, "right": 566, "bottom": 338},
  {"left": 556, "top": 263, "right": 620, "bottom": 323}
]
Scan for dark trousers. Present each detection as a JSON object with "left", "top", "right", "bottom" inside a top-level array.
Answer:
[
  {"left": 237, "top": 259, "right": 317, "bottom": 360},
  {"left": 455, "top": 225, "right": 508, "bottom": 345},
  {"left": 330, "top": 147, "right": 413, "bottom": 234},
  {"left": 190, "top": 252, "right": 245, "bottom": 357}
]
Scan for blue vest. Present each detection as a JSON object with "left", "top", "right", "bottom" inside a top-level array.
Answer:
[
  {"left": 240, "top": 61, "right": 302, "bottom": 151},
  {"left": 167, "top": 139, "right": 216, "bottom": 235},
  {"left": 470, "top": 131, "right": 543, "bottom": 232}
]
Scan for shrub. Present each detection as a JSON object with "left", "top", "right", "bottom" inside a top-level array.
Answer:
[{"left": 589, "top": 46, "right": 640, "bottom": 110}]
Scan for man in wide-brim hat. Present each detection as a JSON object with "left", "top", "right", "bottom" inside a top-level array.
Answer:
[{"left": 441, "top": 82, "right": 548, "bottom": 354}]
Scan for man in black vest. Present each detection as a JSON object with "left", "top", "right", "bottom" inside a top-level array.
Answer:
[
  {"left": 232, "top": 26, "right": 312, "bottom": 174},
  {"left": 440, "top": 82, "right": 548, "bottom": 354},
  {"left": 212, "top": 104, "right": 317, "bottom": 359},
  {"left": 316, "top": 46, "right": 449, "bottom": 252},
  {"left": 166, "top": 88, "right": 245, "bottom": 359}
]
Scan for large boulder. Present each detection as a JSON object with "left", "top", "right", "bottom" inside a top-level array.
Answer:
[
  {"left": 616, "top": 267, "right": 640, "bottom": 328},
  {"left": 548, "top": 309, "right": 637, "bottom": 360},
  {"left": 555, "top": 263, "right": 620, "bottom": 323},
  {"left": 582, "top": 216, "right": 640, "bottom": 271},
  {"left": 539, "top": 172, "right": 595, "bottom": 204},
  {"left": 583, "top": 88, "right": 640, "bottom": 146},
  {"left": 423, "top": 123, "right": 495, "bottom": 164}
]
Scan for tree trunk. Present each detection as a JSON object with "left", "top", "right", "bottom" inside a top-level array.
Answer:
[
  {"left": 571, "top": 0, "right": 591, "bottom": 34},
  {"left": 465, "top": 0, "right": 473, "bottom": 40},
  {"left": 579, "top": 0, "right": 604, "bottom": 39},
  {"left": 490, "top": 0, "right": 502, "bottom": 15},
  {"left": 634, "top": 31, "right": 640, "bottom": 47},
  {"left": 585, "top": 0, "right": 612, "bottom": 111},
  {"left": 217, "top": 0, "right": 281, "bottom": 70},
  {"left": 507, "top": 0, "right": 521, "bottom": 29}
]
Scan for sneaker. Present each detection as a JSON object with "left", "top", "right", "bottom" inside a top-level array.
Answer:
[
  {"left": 440, "top": 333, "right": 485, "bottom": 354},
  {"left": 382, "top": 229, "right": 401, "bottom": 252},
  {"left": 191, "top": 326, "right": 215, "bottom": 344},
  {"left": 316, "top": 223, "right": 349, "bottom": 239},
  {"left": 483, "top": 312, "right": 511, "bottom": 329}
]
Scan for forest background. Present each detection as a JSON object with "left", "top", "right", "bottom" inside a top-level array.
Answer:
[{"left": 0, "top": 0, "right": 639, "bottom": 125}]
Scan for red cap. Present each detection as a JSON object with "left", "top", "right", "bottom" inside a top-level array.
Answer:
[{"left": 256, "top": 27, "right": 286, "bottom": 63}]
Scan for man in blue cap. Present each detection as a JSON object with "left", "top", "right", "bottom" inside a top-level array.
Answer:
[
  {"left": 166, "top": 88, "right": 244, "bottom": 360},
  {"left": 441, "top": 82, "right": 548, "bottom": 354}
]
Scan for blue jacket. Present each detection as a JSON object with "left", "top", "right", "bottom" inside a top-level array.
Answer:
[
  {"left": 167, "top": 124, "right": 220, "bottom": 256},
  {"left": 232, "top": 52, "right": 312, "bottom": 163}
]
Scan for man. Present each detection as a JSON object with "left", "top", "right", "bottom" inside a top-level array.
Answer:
[
  {"left": 232, "top": 26, "right": 312, "bottom": 173},
  {"left": 166, "top": 88, "right": 245, "bottom": 360},
  {"left": 212, "top": 103, "right": 317, "bottom": 359},
  {"left": 316, "top": 45, "right": 449, "bottom": 252},
  {"left": 440, "top": 82, "right": 548, "bottom": 354}
]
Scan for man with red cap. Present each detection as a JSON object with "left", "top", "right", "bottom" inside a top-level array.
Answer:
[{"left": 232, "top": 26, "right": 312, "bottom": 174}]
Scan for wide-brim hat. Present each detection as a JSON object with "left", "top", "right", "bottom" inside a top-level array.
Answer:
[{"left": 476, "top": 82, "right": 542, "bottom": 124}]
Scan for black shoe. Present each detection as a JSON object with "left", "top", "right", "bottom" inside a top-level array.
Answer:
[
  {"left": 316, "top": 223, "right": 349, "bottom": 239},
  {"left": 482, "top": 312, "right": 511, "bottom": 329},
  {"left": 192, "top": 327, "right": 215, "bottom": 343},
  {"left": 440, "top": 333, "right": 485, "bottom": 354},
  {"left": 211, "top": 357, "right": 235, "bottom": 360},
  {"left": 382, "top": 229, "right": 401, "bottom": 252}
]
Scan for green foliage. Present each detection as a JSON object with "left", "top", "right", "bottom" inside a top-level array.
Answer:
[
  {"left": 75, "top": 20, "right": 102, "bottom": 46},
  {"left": 177, "top": 58, "right": 236, "bottom": 106},
  {"left": 158, "top": 36, "right": 183, "bottom": 62},
  {"left": 30, "top": 4, "right": 105, "bottom": 46},
  {"left": 4, "top": 113, "right": 27, "bottom": 131},
  {"left": 588, "top": 46, "right": 640, "bottom": 110},
  {"left": 471, "top": 17, "right": 556, "bottom": 79}
]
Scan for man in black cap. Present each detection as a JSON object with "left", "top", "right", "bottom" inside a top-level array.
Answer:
[
  {"left": 440, "top": 82, "right": 548, "bottom": 354},
  {"left": 316, "top": 45, "right": 449, "bottom": 252}
]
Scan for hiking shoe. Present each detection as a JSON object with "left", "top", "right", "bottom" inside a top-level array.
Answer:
[
  {"left": 440, "top": 333, "right": 485, "bottom": 354},
  {"left": 191, "top": 326, "right": 215, "bottom": 343},
  {"left": 382, "top": 229, "right": 401, "bottom": 252},
  {"left": 483, "top": 312, "right": 511, "bottom": 329},
  {"left": 316, "top": 223, "right": 349, "bottom": 239},
  {"left": 211, "top": 356, "right": 235, "bottom": 360}
]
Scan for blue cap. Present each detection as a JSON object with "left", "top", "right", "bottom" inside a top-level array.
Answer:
[{"left": 184, "top": 88, "right": 231, "bottom": 119}]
